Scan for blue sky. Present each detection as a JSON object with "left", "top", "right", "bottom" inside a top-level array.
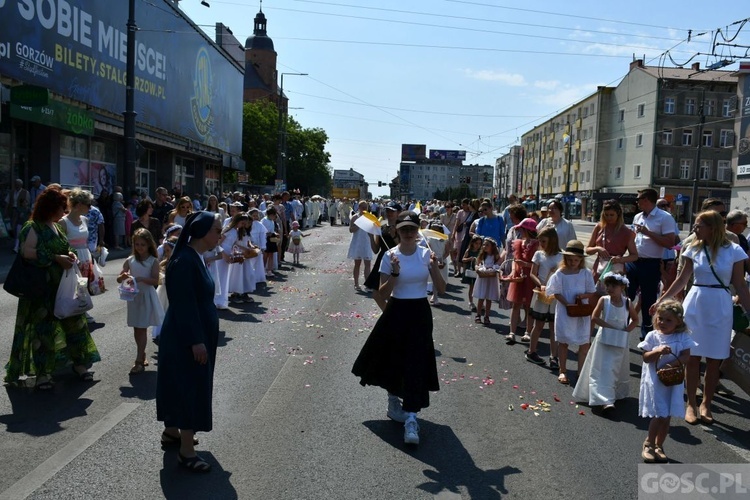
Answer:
[{"left": 178, "top": 0, "right": 750, "bottom": 197}]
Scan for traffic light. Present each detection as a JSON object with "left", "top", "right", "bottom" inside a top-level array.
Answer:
[
  {"left": 466, "top": 176, "right": 471, "bottom": 184},
  {"left": 459, "top": 177, "right": 465, "bottom": 183},
  {"left": 378, "top": 181, "right": 382, "bottom": 187}
]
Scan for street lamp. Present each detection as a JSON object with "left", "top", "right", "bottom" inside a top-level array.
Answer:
[{"left": 276, "top": 72, "right": 308, "bottom": 190}]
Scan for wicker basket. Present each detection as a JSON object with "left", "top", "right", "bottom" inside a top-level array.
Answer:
[
  {"left": 476, "top": 268, "right": 498, "bottom": 278},
  {"left": 656, "top": 353, "right": 685, "bottom": 386},
  {"left": 566, "top": 296, "right": 596, "bottom": 317},
  {"left": 268, "top": 236, "right": 280, "bottom": 244},
  {"left": 242, "top": 247, "right": 260, "bottom": 259},
  {"left": 533, "top": 289, "right": 555, "bottom": 305}
]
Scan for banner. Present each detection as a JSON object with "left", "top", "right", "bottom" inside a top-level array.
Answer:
[{"left": 0, "top": 0, "right": 242, "bottom": 155}]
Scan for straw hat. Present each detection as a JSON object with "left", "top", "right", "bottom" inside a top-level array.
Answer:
[{"left": 561, "top": 240, "right": 585, "bottom": 256}]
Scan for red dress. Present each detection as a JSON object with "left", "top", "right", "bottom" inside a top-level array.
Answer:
[{"left": 507, "top": 238, "right": 539, "bottom": 305}]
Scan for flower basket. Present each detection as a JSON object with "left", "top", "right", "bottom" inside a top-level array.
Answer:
[
  {"left": 566, "top": 296, "right": 596, "bottom": 317},
  {"left": 656, "top": 353, "right": 685, "bottom": 386},
  {"left": 476, "top": 268, "right": 498, "bottom": 278},
  {"left": 242, "top": 247, "right": 260, "bottom": 259}
]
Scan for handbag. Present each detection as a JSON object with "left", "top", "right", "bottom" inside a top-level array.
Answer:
[
  {"left": 54, "top": 266, "right": 94, "bottom": 319},
  {"left": 4, "top": 253, "right": 48, "bottom": 300},
  {"left": 598, "top": 297, "right": 630, "bottom": 347},
  {"left": 704, "top": 247, "right": 749, "bottom": 332},
  {"left": 464, "top": 268, "right": 477, "bottom": 278},
  {"left": 656, "top": 352, "right": 685, "bottom": 386},
  {"left": 566, "top": 296, "right": 596, "bottom": 317}
]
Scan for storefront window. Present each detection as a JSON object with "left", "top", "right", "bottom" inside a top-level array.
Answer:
[
  {"left": 204, "top": 163, "right": 220, "bottom": 196},
  {"left": 60, "top": 135, "right": 116, "bottom": 195},
  {"left": 173, "top": 156, "right": 195, "bottom": 197}
]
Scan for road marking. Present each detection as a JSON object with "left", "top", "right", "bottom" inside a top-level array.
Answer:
[{"left": 0, "top": 403, "right": 139, "bottom": 500}]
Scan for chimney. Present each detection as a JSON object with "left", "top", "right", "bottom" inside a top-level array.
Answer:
[
  {"left": 630, "top": 59, "right": 644, "bottom": 70},
  {"left": 692, "top": 62, "right": 700, "bottom": 71}
]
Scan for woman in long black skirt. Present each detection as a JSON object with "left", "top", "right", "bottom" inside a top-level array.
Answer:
[{"left": 352, "top": 211, "right": 446, "bottom": 445}]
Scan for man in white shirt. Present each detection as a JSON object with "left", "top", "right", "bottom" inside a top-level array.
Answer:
[
  {"left": 627, "top": 188, "right": 676, "bottom": 340},
  {"left": 29, "top": 175, "right": 46, "bottom": 206}
]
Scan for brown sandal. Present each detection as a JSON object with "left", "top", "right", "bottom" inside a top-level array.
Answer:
[{"left": 129, "top": 360, "right": 145, "bottom": 375}]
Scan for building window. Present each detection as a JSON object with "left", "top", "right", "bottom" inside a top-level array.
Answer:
[
  {"left": 702, "top": 130, "right": 713, "bottom": 147},
  {"left": 617, "top": 138, "right": 624, "bottom": 149},
  {"left": 705, "top": 99, "right": 715, "bottom": 116},
  {"left": 682, "top": 130, "right": 693, "bottom": 146},
  {"left": 718, "top": 160, "right": 731, "bottom": 181},
  {"left": 637, "top": 103, "right": 645, "bottom": 117},
  {"left": 581, "top": 150, "right": 587, "bottom": 162},
  {"left": 680, "top": 159, "right": 692, "bottom": 179},
  {"left": 685, "top": 98, "right": 696, "bottom": 115},
  {"left": 586, "top": 170, "right": 591, "bottom": 182},
  {"left": 634, "top": 164, "right": 642, "bottom": 178},
  {"left": 582, "top": 129, "right": 588, "bottom": 140},
  {"left": 664, "top": 97, "right": 675, "bottom": 114},
  {"left": 618, "top": 109, "right": 625, "bottom": 122},
  {"left": 636, "top": 134, "right": 644, "bottom": 147},
  {"left": 588, "top": 149, "right": 592, "bottom": 161},
  {"left": 661, "top": 128, "right": 672, "bottom": 146},
  {"left": 662, "top": 129, "right": 673, "bottom": 145},
  {"left": 722, "top": 99, "right": 733, "bottom": 117},
  {"left": 659, "top": 158, "right": 672, "bottom": 178},
  {"left": 719, "top": 129, "right": 734, "bottom": 147},
  {"left": 582, "top": 106, "right": 589, "bottom": 118},
  {"left": 590, "top": 103, "right": 595, "bottom": 115},
  {"left": 615, "top": 166, "right": 622, "bottom": 179},
  {"left": 699, "top": 160, "right": 711, "bottom": 180}
]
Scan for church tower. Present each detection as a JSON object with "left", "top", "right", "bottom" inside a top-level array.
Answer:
[{"left": 244, "top": 4, "right": 278, "bottom": 102}]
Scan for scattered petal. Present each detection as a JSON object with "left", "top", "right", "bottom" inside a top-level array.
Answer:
[
  {"left": 578, "top": 410, "right": 586, "bottom": 415},
  {"left": 533, "top": 412, "right": 540, "bottom": 417},
  {"left": 520, "top": 403, "right": 529, "bottom": 410},
  {"left": 508, "top": 404, "right": 514, "bottom": 411},
  {"left": 553, "top": 395, "right": 561, "bottom": 402}
]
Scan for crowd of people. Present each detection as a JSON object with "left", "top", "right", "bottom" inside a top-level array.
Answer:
[
  {"left": 350, "top": 190, "right": 749, "bottom": 461},
  {"left": 4, "top": 181, "right": 749, "bottom": 468}
]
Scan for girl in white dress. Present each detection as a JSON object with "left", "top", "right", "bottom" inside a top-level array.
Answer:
[
  {"left": 637, "top": 300, "right": 697, "bottom": 463},
  {"left": 152, "top": 237, "right": 177, "bottom": 342},
  {"left": 222, "top": 213, "right": 253, "bottom": 303},
  {"left": 545, "top": 240, "right": 597, "bottom": 385},
  {"left": 287, "top": 220, "right": 310, "bottom": 265},
  {"left": 117, "top": 228, "right": 164, "bottom": 374},
  {"left": 473, "top": 237, "right": 501, "bottom": 325},
  {"left": 248, "top": 208, "right": 268, "bottom": 286},
  {"left": 573, "top": 272, "right": 638, "bottom": 409},
  {"left": 526, "top": 227, "right": 563, "bottom": 366},
  {"left": 348, "top": 201, "right": 373, "bottom": 291}
]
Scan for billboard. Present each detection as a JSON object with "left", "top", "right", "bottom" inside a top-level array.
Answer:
[
  {"left": 739, "top": 75, "right": 750, "bottom": 177},
  {"left": 401, "top": 144, "right": 426, "bottom": 161},
  {"left": 0, "top": 0, "right": 242, "bottom": 155},
  {"left": 430, "top": 149, "right": 466, "bottom": 161}
]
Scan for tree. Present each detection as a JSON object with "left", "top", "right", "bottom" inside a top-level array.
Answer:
[
  {"left": 433, "top": 185, "right": 474, "bottom": 201},
  {"left": 242, "top": 100, "right": 278, "bottom": 185},
  {"left": 284, "top": 117, "right": 332, "bottom": 195},
  {"left": 242, "top": 100, "right": 332, "bottom": 194}
]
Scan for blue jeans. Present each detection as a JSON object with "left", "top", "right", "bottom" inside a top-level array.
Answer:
[{"left": 626, "top": 258, "right": 662, "bottom": 340}]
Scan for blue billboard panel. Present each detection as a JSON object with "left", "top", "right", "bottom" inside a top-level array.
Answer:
[
  {"left": 0, "top": 0, "right": 242, "bottom": 155},
  {"left": 430, "top": 150, "right": 466, "bottom": 161}
]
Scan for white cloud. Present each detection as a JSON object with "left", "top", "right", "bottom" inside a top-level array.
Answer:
[
  {"left": 533, "top": 80, "right": 560, "bottom": 90},
  {"left": 463, "top": 69, "right": 526, "bottom": 87}
]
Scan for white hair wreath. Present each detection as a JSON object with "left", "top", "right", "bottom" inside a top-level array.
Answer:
[{"left": 602, "top": 271, "right": 629, "bottom": 286}]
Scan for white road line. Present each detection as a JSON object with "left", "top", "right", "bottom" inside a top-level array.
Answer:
[{"left": 0, "top": 403, "right": 139, "bottom": 500}]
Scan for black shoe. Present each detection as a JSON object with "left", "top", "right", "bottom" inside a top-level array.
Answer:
[
  {"left": 549, "top": 357, "right": 559, "bottom": 370},
  {"left": 525, "top": 352, "right": 546, "bottom": 365}
]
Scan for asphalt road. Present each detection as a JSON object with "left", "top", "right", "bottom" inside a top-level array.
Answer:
[{"left": 0, "top": 221, "right": 747, "bottom": 500}]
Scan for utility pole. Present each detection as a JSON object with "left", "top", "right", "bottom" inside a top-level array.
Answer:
[
  {"left": 690, "top": 88, "right": 705, "bottom": 227},
  {"left": 123, "top": 0, "right": 137, "bottom": 196},
  {"left": 564, "top": 122, "right": 573, "bottom": 219}
]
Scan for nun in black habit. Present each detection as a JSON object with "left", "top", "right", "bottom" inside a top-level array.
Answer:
[{"left": 156, "top": 211, "right": 221, "bottom": 473}]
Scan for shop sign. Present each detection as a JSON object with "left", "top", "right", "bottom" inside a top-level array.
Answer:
[{"left": 10, "top": 101, "right": 94, "bottom": 136}]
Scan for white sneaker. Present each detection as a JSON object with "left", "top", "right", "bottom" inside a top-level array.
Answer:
[
  {"left": 404, "top": 417, "right": 419, "bottom": 445},
  {"left": 387, "top": 396, "right": 408, "bottom": 423}
]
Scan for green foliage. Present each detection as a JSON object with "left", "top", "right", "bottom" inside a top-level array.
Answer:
[{"left": 241, "top": 100, "right": 332, "bottom": 193}]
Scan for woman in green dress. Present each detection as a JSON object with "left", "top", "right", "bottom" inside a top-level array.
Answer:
[{"left": 4, "top": 185, "right": 101, "bottom": 390}]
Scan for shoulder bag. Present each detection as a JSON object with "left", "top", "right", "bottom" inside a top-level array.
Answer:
[
  {"left": 4, "top": 253, "right": 48, "bottom": 299},
  {"left": 704, "top": 246, "right": 749, "bottom": 332}
]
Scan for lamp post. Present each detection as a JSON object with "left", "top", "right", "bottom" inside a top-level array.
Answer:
[{"left": 276, "top": 72, "right": 308, "bottom": 190}]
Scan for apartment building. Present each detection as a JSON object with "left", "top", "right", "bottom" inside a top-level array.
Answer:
[{"left": 513, "top": 59, "right": 737, "bottom": 221}]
